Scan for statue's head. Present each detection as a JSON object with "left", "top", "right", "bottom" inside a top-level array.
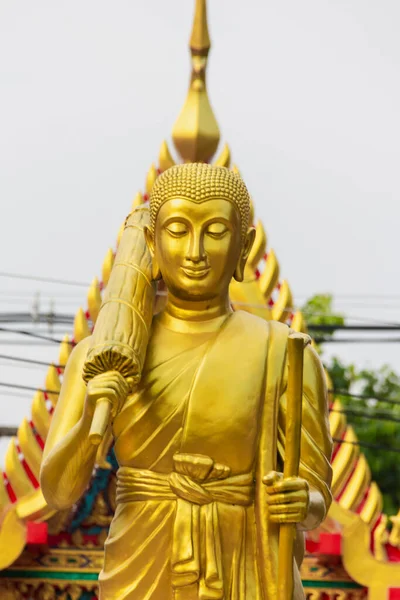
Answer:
[{"left": 144, "top": 163, "right": 255, "bottom": 302}]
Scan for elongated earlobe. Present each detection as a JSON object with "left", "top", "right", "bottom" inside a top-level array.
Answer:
[
  {"left": 234, "top": 261, "right": 245, "bottom": 283},
  {"left": 233, "top": 227, "right": 256, "bottom": 282},
  {"left": 151, "top": 259, "right": 162, "bottom": 282},
  {"left": 144, "top": 225, "right": 162, "bottom": 281}
]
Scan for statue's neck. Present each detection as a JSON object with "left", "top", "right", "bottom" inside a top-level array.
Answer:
[{"left": 160, "top": 292, "right": 232, "bottom": 333}]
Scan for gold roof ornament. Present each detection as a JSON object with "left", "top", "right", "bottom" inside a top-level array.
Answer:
[{"left": 172, "top": 0, "right": 220, "bottom": 163}]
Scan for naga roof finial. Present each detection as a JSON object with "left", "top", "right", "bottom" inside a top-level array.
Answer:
[{"left": 172, "top": 0, "right": 220, "bottom": 163}]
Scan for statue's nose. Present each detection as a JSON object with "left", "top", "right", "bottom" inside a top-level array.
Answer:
[{"left": 186, "top": 231, "right": 205, "bottom": 263}]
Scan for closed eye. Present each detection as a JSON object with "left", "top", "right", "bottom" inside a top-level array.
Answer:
[
  {"left": 165, "top": 222, "right": 189, "bottom": 237},
  {"left": 205, "top": 223, "right": 229, "bottom": 239}
]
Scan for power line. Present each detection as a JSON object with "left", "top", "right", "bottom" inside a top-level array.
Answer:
[
  {"left": 0, "top": 361, "right": 398, "bottom": 406},
  {"left": 333, "top": 437, "right": 400, "bottom": 455},
  {"left": 0, "top": 375, "right": 398, "bottom": 409},
  {"left": 0, "top": 289, "right": 84, "bottom": 297},
  {"left": 0, "top": 430, "right": 398, "bottom": 454},
  {"left": 297, "top": 294, "right": 400, "bottom": 300},
  {"left": 2, "top": 376, "right": 398, "bottom": 423},
  {"left": 309, "top": 324, "right": 400, "bottom": 332},
  {"left": 0, "top": 292, "right": 398, "bottom": 323},
  {"left": 0, "top": 341, "right": 64, "bottom": 346},
  {"left": 0, "top": 299, "right": 85, "bottom": 307},
  {"left": 331, "top": 389, "right": 400, "bottom": 407},
  {"left": 6, "top": 312, "right": 400, "bottom": 333},
  {"left": 0, "top": 313, "right": 74, "bottom": 325},
  {"left": 4, "top": 331, "right": 399, "bottom": 347},
  {"left": 0, "top": 271, "right": 89, "bottom": 287},
  {"left": 0, "top": 354, "right": 63, "bottom": 369},
  {"left": 0, "top": 377, "right": 399, "bottom": 410},
  {"left": 0, "top": 382, "right": 60, "bottom": 395},
  {"left": 330, "top": 407, "right": 400, "bottom": 425},
  {"left": 315, "top": 337, "right": 400, "bottom": 344},
  {"left": 0, "top": 327, "right": 72, "bottom": 345},
  {"left": 328, "top": 314, "right": 400, "bottom": 326},
  {"left": 0, "top": 361, "right": 45, "bottom": 371},
  {"left": 3, "top": 275, "right": 398, "bottom": 299},
  {"left": 0, "top": 427, "right": 17, "bottom": 437},
  {"left": 327, "top": 302, "right": 400, "bottom": 311},
  {"left": 3, "top": 280, "right": 400, "bottom": 299}
]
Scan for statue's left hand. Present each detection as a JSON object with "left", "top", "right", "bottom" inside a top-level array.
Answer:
[{"left": 263, "top": 471, "right": 309, "bottom": 524}]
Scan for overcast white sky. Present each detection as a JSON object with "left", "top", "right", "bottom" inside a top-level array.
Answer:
[{"left": 0, "top": 1, "right": 400, "bottom": 460}]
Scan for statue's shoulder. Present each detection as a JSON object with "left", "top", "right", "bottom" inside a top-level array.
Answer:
[
  {"left": 230, "top": 311, "right": 291, "bottom": 349},
  {"left": 230, "top": 309, "right": 268, "bottom": 329},
  {"left": 231, "top": 310, "right": 289, "bottom": 339}
]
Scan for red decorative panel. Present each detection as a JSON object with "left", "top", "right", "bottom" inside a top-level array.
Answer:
[
  {"left": 305, "top": 532, "right": 342, "bottom": 555},
  {"left": 27, "top": 521, "right": 48, "bottom": 544}
]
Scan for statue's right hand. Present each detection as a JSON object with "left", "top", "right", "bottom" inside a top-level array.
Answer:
[{"left": 84, "top": 371, "right": 132, "bottom": 421}]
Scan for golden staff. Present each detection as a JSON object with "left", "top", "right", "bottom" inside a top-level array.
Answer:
[{"left": 277, "top": 332, "right": 309, "bottom": 600}]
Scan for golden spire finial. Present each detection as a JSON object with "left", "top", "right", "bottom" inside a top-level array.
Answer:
[
  {"left": 190, "top": 0, "right": 210, "bottom": 52},
  {"left": 172, "top": 0, "right": 220, "bottom": 163}
]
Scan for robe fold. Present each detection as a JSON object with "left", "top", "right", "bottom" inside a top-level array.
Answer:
[{"left": 99, "top": 311, "right": 332, "bottom": 600}]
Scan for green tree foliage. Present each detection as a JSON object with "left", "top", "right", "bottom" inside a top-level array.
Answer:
[
  {"left": 302, "top": 294, "right": 400, "bottom": 515},
  {"left": 302, "top": 293, "right": 345, "bottom": 336}
]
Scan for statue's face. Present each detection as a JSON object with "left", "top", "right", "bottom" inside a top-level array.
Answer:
[{"left": 153, "top": 198, "right": 242, "bottom": 301}]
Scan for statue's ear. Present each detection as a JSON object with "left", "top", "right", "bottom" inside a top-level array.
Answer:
[
  {"left": 144, "top": 225, "right": 162, "bottom": 281},
  {"left": 234, "top": 227, "right": 256, "bottom": 282}
]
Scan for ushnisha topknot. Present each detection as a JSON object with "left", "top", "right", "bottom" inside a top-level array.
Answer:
[{"left": 149, "top": 163, "right": 251, "bottom": 242}]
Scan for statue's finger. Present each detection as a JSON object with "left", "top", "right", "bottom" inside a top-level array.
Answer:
[
  {"left": 269, "top": 513, "right": 303, "bottom": 524},
  {"left": 92, "top": 371, "right": 119, "bottom": 382},
  {"left": 88, "top": 387, "right": 117, "bottom": 400},
  {"left": 266, "top": 490, "right": 307, "bottom": 505},
  {"left": 262, "top": 471, "right": 282, "bottom": 487},
  {"left": 266, "top": 477, "right": 308, "bottom": 494},
  {"left": 268, "top": 501, "right": 304, "bottom": 515},
  {"left": 125, "top": 376, "right": 134, "bottom": 390}
]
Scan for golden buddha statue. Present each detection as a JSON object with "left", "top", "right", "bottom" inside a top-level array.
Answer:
[{"left": 40, "top": 163, "right": 332, "bottom": 600}]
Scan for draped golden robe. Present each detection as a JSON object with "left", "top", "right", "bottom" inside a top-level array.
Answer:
[{"left": 97, "top": 311, "right": 332, "bottom": 600}]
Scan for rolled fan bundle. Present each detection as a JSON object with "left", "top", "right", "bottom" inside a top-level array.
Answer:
[{"left": 83, "top": 206, "right": 156, "bottom": 444}]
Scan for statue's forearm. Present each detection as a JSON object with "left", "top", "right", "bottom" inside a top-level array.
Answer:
[{"left": 40, "top": 415, "right": 97, "bottom": 511}]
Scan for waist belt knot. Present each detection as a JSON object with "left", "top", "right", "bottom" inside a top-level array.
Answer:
[{"left": 117, "top": 454, "right": 253, "bottom": 599}]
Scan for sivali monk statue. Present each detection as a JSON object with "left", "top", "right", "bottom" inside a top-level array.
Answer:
[{"left": 40, "top": 163, "right": 332, "bottom": 600}]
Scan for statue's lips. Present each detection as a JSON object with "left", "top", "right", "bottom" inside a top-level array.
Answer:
[{"left": 181, "top": 266, "right": 210, "bottom": 279}]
